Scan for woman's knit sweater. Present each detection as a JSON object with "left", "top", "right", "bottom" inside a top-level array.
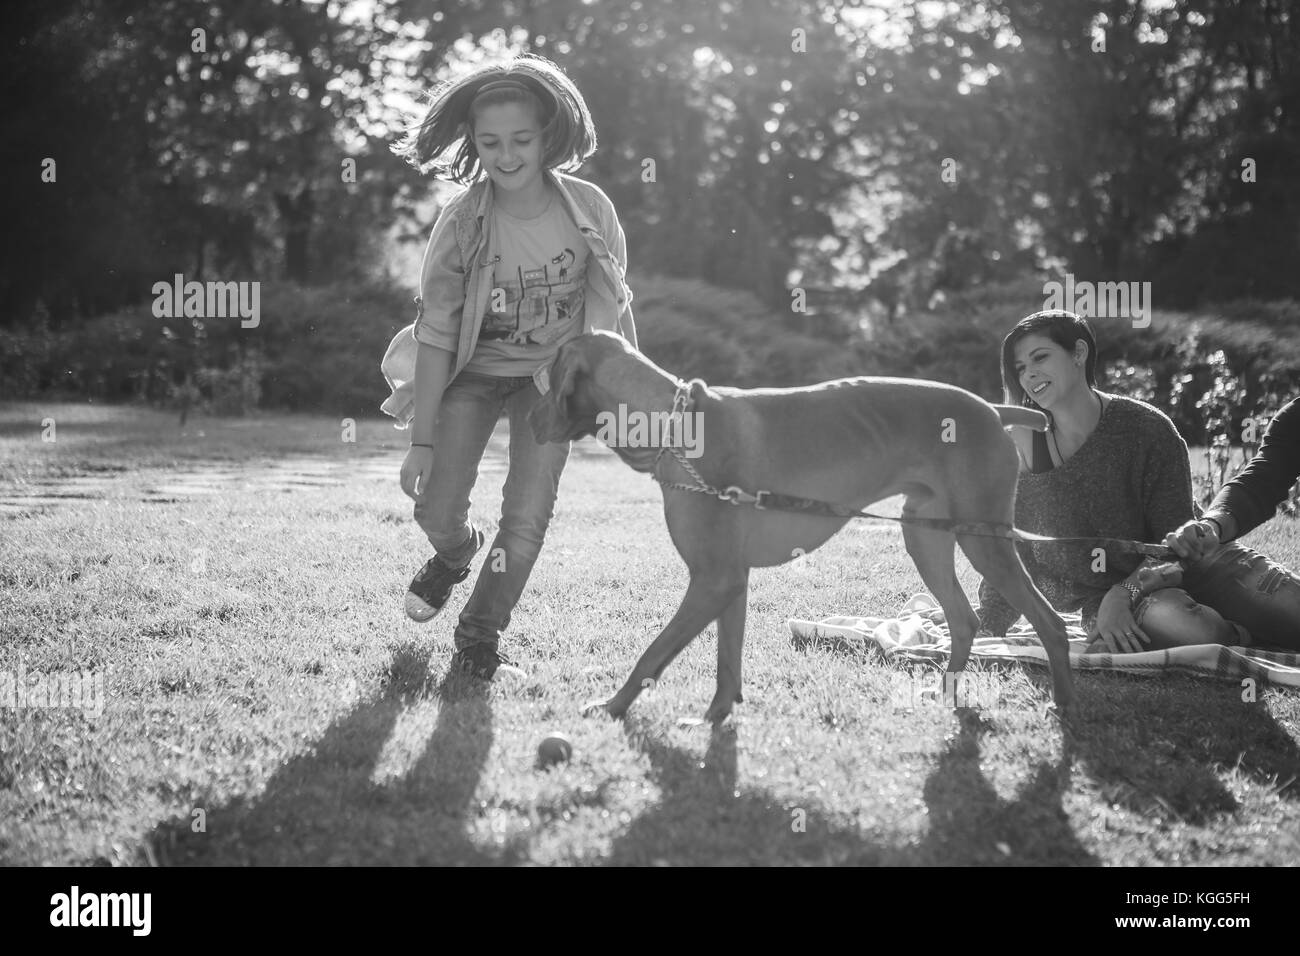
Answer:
[{"left": 977, "top": 394, "right": 1195, "bottom": 634}]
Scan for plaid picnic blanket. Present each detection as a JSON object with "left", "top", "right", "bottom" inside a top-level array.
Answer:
[{"left": 788, "top": 594, "right": 1300, "bottom": 688}]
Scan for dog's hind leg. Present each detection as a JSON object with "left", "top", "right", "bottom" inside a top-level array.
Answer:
[
  {"left": 956, "top": 534, "right": 1075, "bottom": 714},
  {"left": 901, "top": 502, "right": 982, "bottom": 692},
  {"left": 702, "top": 574, "right": 749, "bottom": 725},
  {"left": 585, "top": 571, "right": 747, "bottom": 720}
]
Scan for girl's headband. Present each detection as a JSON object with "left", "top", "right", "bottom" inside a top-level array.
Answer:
[
  {"left": 1023, "top": 309, "right": 1086, "bottom": 325},
  {"left": 472, "top": 78, "right": 535, "bottom": 101}
]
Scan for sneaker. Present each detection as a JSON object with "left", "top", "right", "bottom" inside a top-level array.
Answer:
[
  {"left": 452, "top": 644, "right": 527, "bottom": 681},
  {"left": 404, "top": 530, "right": 484, "bottom": 622}
]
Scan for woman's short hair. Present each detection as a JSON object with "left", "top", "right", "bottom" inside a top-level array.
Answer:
[{"left": 1000, "top": 310, "right": 1099, "bottom": 407}]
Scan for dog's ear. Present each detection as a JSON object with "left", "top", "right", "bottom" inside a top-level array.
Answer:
[{"left": 553, "top": 347, "right": 587, "bottom": 401}]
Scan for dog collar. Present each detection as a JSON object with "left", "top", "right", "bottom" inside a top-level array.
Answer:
[
  {"left": 669, "top": 379, "right": 691, "bottom": 417},
  {"left": 651, "top": 380, "right": 694, "bottom": 478}
]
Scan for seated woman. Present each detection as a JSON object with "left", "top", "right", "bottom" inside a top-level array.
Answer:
[{"left": 977, "top": 309, "right": 1299, "bottom": 652}]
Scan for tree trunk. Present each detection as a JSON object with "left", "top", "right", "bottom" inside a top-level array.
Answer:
[{"left": 275, "top": 187, "right": 314, "bottom": 282}]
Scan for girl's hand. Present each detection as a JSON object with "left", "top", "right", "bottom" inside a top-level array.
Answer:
[
  {"left": 401, "top": 445, "right": 435, "bottom": 500},
  {"left": 1092, "top": 586, "right": 1150, "bottom": 654}
]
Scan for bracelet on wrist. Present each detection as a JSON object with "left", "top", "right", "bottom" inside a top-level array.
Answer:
[
  {"left": 1203, "top": 515, "right": 1224, "bottom": 538},
  {"left": 1115, "top": 580, "right": 1143, "bottom": 608}
]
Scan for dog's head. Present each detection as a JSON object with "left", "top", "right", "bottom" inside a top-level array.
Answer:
[{"left": 528, "top": 331, "right": 631, "bottom": 444}]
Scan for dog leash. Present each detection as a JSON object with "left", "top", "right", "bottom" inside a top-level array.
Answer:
[{"left": 650, "top": 382, "right": 1174, "bottom": 559}]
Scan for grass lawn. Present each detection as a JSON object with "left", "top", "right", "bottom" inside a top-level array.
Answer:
[{"left": 2, "top": 400, "right": 1298, "bottom": 866}]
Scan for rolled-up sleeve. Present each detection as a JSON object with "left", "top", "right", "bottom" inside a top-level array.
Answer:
[
  {"left": 412, "top": 203, "right": 466, "bottom": 353},
  {"left": 607, "top": 207, "right": 633, "bottom": 306},
  {"left": 589, "top": 186, "right": 636, "bottom": 347}
]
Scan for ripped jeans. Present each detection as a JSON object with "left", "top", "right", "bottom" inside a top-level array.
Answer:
[{"left": 1182, "top": 543, "right": 1300, "bottom": 651}]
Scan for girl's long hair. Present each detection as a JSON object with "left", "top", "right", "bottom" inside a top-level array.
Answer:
[
  {"left": 393, "top": 54, "right": 596, "bottom": 183},
  {"left": 1000, "top": 310, "right": 1099, "bottom": 408}
]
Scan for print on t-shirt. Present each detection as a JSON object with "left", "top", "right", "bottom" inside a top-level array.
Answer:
[{"left": 480, "top": 246, "right": 586, "bottom": 346}]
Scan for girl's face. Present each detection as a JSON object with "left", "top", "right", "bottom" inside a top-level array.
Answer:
[
  {"left": 472, "top": 101, "right": 545, "bottom": 196},
  {"left": 1012, "top": 333, "right": 1087, "bottom": 408}
]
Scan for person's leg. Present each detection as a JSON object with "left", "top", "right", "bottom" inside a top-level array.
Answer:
[
  {"left": 1130, "top": 588, "right": 1249, "bottom": 648},
  {"left": 1183, "top": 543, "right": 1300, "bottom": 651},
  {"left": 454, "top": 376, "right": 571, "bottom": 653},
  {"left": 413, "top": 371, "right": 504, "bottom": 566}
]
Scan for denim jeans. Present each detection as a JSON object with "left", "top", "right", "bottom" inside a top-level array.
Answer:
[
  {"left": 413, "top": 369, "right": 570, "bottom": 650},
  {"left": 1182, "top": 542, "right": 1300, "bottom": 651}
]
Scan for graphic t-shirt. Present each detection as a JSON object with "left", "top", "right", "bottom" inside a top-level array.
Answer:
[{"left": 465, "top": 193, "right": 589, "bottom": 376}]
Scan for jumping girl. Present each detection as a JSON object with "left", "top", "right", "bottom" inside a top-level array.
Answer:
[{"left": 380, "top": 54, "right": 637, "bottom": 679}]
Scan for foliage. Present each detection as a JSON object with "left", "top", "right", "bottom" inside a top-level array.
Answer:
[
  {"left": 5, "top": 0, "right": 1300, "bottom": 328},
  {"left": 0, "top": 281, "right": 410, "bottom": 416}
]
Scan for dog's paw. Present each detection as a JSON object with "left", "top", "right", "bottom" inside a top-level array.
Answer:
[
  {"left": 689, "top": 703, "right": 737, "bottom": 728},
  {"left": 580, "top": 697, "right": 621, "bottom": 720},
  {"left": 1042, "top": 700, "right": 1078, "bottom": 735}
]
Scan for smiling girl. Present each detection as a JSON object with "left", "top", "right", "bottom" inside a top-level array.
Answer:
[{"left": 380, "top": 55, "right": 636, "bottom": 680}]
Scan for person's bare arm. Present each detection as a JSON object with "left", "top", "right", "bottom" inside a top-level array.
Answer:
[
  {"left": 410, "top": 344, "right": 455, "bottom": 446},
  {"left": 400, "top": 344, "right": 456, "bottom": 499}
]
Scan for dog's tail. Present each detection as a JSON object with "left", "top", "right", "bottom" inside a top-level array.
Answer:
[{"left": 993, "top": 404, "right": 1049, "bottom": 431}]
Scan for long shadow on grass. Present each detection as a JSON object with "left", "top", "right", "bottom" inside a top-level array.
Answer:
[
  {"left": 910, "top": 711, "right": 1096, "bottom": 865},
  {"left": 1067, "top": 675, "right": 1300, "bottom": 824},
  {"left": 146, "top": 642, "right": 514, "bottom": 865},
  {"left": 603, "top": 712, "right": 1094, "bottom": 866},
  {"left": 805, "top": 630, "right": 1300, "bottom": 826},
  {"left": 602, "top": 718, "right": 891, "bottom": 865}
]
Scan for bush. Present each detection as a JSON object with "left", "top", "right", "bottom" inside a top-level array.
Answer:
[
  {"left": 249, "top": 281, "right": 411, "bottom": 414},
  {"left": 197, "top": 352, "right": 264, "bottom": 416},
  {"left": 2, "top": 271, "right": 1296, "bottom": 453},
  {"left": 632, "top": 273, "right": 869, "bottom": 386},
  {"left": 0, "top": 280, "right": 413, "bottom": 417}
]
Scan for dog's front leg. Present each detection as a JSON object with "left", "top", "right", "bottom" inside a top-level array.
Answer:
[{"left": 583, "top": 573, "right": 746, "bottom": 720}]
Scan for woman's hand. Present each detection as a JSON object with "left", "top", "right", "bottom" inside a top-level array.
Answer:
[
  {"left": 1092, "top": 586, "right": 1150, "bottom": 653},
  {"left": 401, "top": 445, "right": 435, "bottom": 500}
]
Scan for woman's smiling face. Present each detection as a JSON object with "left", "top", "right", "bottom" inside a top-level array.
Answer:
[
  {"left": 472, "top": 101, "right": 544, "bottom": 195},
  {"left": 1013, "top": 333, "right": 1085, "bottom": 408}
]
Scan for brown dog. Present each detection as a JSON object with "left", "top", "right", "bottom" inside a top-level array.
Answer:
[{"left": 529, "top": 331, "right": 1075, "bottom": 724}]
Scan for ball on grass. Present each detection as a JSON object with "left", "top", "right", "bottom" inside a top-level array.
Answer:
[{"left": 537, "top": 732, "right": 573, "bottom": 767}]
